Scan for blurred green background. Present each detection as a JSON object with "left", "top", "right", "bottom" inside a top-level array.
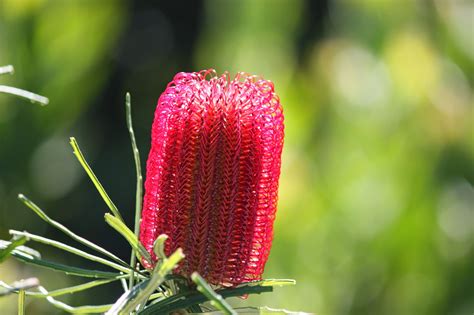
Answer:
[{"left": 0, "top": 0, "right": 473, "bottom": 314}]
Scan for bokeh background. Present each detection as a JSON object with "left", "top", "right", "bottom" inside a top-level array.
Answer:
[{"left": 0, "top": 0, "right": 473, "bottom": 314}]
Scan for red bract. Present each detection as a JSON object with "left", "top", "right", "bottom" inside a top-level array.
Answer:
[{"left": 139, "top": 70, "right": 284, "bottom": 286}]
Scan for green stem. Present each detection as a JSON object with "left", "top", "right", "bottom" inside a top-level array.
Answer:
[
  {"left": 18, "top": 289, "right": 25, "bottom": 315},
  {"left": 125, "top": 92, "right": 144, "bottom": 289}
]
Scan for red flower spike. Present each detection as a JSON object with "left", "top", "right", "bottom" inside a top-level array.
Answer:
[{"left": 139, "top": 70, "right": 284, "bottom": 286}]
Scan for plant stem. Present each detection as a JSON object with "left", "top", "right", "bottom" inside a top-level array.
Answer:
[
  {"left": 125, "top": 92, "right": 144, "bottom": 289},
  {"left": 17, "top": 289, "right": 25, "bottom": 315}
]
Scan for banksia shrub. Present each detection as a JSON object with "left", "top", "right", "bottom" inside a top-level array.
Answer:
[{"left": 139, "top": 70, "right": 284, "bottom": 286}]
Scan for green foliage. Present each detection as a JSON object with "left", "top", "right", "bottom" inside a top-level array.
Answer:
[
  {"left": 104, "top": 213, "right": 152, "bottom": 267},
  {"left": 17, "top": 194, "right": 128, "bottom": 267},
  {"left": 191, "top": 272, "right": 236, "bottom": 315}
]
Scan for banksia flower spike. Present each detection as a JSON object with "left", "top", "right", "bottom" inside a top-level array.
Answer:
[{"left": 139, "top": 70, "right": 284, "bottom": 286}]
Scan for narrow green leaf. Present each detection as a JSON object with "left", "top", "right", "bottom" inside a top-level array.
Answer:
[
  {"left": 245, "top": 279, "right": 296, "bottom": 287},
  {"left": 258, "top": 306, "right": 313, "bottom": 314},
  {"left": 140, "top": 284, "right": 273, "bottom": 314},
  {"left": 186, "top": 306, "right": 310, "bottom": 314},
  {"left": 0, "top": 240, "right": 41, "bottom": 258},
  {"left": 9, "top": 247, "right": 120, "bottom": 278},
  {"left": 17, "top": 194, "right": 128, "bottom": 268},
  {"left": 153, "top": 234, "right": 168, "bottom": 261},
  {"left": 109, "top": 248, "right": 184, "bottom": 315},
  {"left": 0, "top": 85, "right": 49, "bottom": 105},
  {"left": 37, "top": 286, "right": 113, "bottom": 314},
  {"left": 9, "top": 230, "right": 132, "bottom": 275},
  {"left": 104, "top": 213, "right": 152, "bottom": 266},
  {"left": 191, "top": 272, "right": 236, "bottom": 315},
  {"left": 43, "top": 277, "right": 124, "bottom": 297},
  {"left": 106, "top": 279, "right": 151, "bottom": 314},
  {"left": 0, "top": 277, "right": 124, "bottom": 298},
  {"left": 0, "top": 236, "right": 27, "bottom": 263},
  {"left": 0, "top": 65, "right": 14, "bottom": 75},
  {"left": 69, "top": 137, "right": 124, "bottom": 222},
  {"left": 125, "top": 92, "right": 144, "bottom": 289}
]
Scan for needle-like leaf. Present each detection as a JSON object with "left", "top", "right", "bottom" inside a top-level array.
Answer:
[
  {"left": 140, "top": 284, "right": 273, "bottom": 314},
  {"left": 0, "top": 236, "right": 27, "bottom": 263},
  {"left": 125, "top": 92, "right": 144, "bottom": 288},
  {"left": 17, "top": 194, "right": 128, "bottom": 268},
  {"left": 104, "top": 213, "right": 152, "bottom": 266},
  {"left": 69, "top": 137, "right": 124, "bottom": 222},
  {"left": 37, "top": 286, "right": 113, "bottom": 314},
  {"left": 244, "top": 279, "right": 296, "bottom": 287},
  {"left": 9, "top": 230, "right": 133, "bottom": 275},
  {"left": 0, "top": 277, "right": 124, "bottom": 298},
  {"left": 4, "top": 246, "right": 120, "bottom": 279},
  {"left": 0, "top": 85, "right": 49, "bottom": 105},
  {"left": 191, "top": 272, "right": 236, "bottom": 315},
  {"left": 108, "top": 248, "right": 184, "bottom": 315}
]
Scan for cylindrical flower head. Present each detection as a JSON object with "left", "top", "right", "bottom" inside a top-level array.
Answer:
[{"left": 139, "top": 70, "right": 284, "bottom": 286}]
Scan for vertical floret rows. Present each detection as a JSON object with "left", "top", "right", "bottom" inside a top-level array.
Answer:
[{"left": 139, "top": 70, "right": 284, "bottom": 286}]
